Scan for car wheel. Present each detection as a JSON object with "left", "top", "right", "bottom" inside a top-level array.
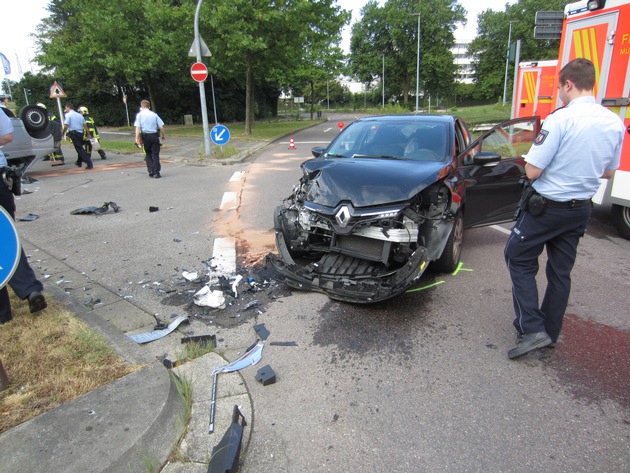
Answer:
[
  {"left": 612, "top": 204, "right": 630, "bottom": 240},
  {"left": 20, "top": 105, "right": 49, "bottom": 132},
  {"left": 432, "top": 212, "right": 463, "bottom": 273}
]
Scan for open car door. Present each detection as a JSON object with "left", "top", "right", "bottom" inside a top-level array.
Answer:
[{"left": 458, "top": 117, "right": 541, "bottom": 228}]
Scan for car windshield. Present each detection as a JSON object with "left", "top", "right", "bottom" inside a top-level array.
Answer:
[{"left": 326, "top": 120, "right": 450, "bottom": 162}]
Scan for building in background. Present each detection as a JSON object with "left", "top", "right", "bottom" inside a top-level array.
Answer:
[{"left": 451, "top": 40, "right": 474, "bottom": 84}]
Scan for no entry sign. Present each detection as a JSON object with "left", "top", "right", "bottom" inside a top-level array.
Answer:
[{"left": 190, "top": 62, "right": 208, "bottom": 82}]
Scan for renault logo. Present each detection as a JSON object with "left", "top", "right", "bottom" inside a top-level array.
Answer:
[{"left": 336, "top": 205, "right": 351, "bottom": 228}]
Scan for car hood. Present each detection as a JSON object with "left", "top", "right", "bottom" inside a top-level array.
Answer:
[{"left": 302, "top": 157, "right": 449, "bottom": 207}]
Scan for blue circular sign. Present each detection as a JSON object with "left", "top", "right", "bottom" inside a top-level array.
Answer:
[
  {"left": 211, "top": 125, "right": 230, "bottom": 145},
  {"left": 0, "top": 206, "right": 21, "bottom": 289}
]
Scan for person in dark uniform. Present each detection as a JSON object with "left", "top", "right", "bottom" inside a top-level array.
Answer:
[
  {"left": 78, "top": 106, "right": 107, "bottom": 160},
  {"left": 63, "top": 103, "right": 93, "bottom": 169},
  {"left": 0, "top": 108, "right": 47, "bottom": 324},
  {"left": 37, "top": 103, "right": 65, "bottom": 165},
  {"left": 504, "top": 58, "right": 624, "bottom": 359},
  {"left": 134, "top": 99, "right": 165, "bottom": 178}
]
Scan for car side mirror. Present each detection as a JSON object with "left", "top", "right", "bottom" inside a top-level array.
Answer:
[
  {"left": 311, "top": 146, "right": 325, "bottom": 158},
  {"left": 473, "top": 151, "right": 501, "bottom": 166}
]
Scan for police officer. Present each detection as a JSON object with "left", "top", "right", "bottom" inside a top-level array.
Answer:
[
  {"left": 37, "top": 103, "right": 65, "bottom": 166},
  {"left": 63, "top": 103, "right": 93, "bottom": 169},
  {"left": 78, "top": 106, "right": 107, "bottom": 160},
  {"left": 0, "top": 107, "right": 47, "bottom": 324},
  {"left": 134, "top": 99, "right": 165, "bottom": 178},
  {"left": 504, "top": 58, "right": 624, "bottom": 359}
]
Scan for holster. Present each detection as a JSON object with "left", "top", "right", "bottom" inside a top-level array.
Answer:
[
  {"left": 0, "top": 168, "right": 21, "bottom": 196},
  {"left": 513, "top": 180, "right": 546, "bottom": 219}
]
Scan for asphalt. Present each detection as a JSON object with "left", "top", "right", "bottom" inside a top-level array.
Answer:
[{"left": 0, "top": 133, "right": 270, "bottom": 473}]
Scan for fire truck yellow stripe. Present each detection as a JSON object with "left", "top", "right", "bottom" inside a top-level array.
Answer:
[
  {"left": 573, "top": 30, "right": 583, "bottom": 56},
  {"left": 525, "top": 72, "right": 536, "bottom": 103}
]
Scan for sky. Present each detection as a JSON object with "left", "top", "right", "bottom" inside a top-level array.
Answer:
[{"left": 1, "top": 0, "right": 512, "bottom": 85}]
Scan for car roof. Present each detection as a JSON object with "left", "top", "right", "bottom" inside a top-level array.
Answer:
[{"left": 354, "top": 115, "right": 457, "bottom": 124}]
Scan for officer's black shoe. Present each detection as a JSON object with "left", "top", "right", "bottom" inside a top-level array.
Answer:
[
  {"left": 28, "top": 291, "right": 47, "bottom": 314},
  {"left": 154, "top": 173, "right": 161, "bottom": 179},
  {"left": 149, "top": 173, "right": 154, "bottom": 178},
  {"left": 508, "top": 331, "right": 551, "bottom": 359},
  {"left": 75, "top": 161, "right": 81, "bottom": 167}
]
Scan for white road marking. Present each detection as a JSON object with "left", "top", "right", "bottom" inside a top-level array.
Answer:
[
  {"left": 490, "top": 224, "right": 512, "bottom": 236},
  {"left": 229, "top": 171, "right": 244, "bottom": 182},
  {"left": 279, "top": 141, "right": 331, "bottom": 144},
  {"left": 212, "top": 237, "right": 236, "bottom": 274},
  {"left": 220, "top": 192, "right": 237, "bottom": 210}
]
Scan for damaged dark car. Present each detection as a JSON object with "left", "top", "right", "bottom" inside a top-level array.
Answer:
[{"left": 267, "top": 115, "right": 540, "bottom": 303}]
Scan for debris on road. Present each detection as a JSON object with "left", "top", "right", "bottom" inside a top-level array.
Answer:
[
  {"left": 207, "top": 405, "right": 247, "bottom": 473},
  {"left": 70, "top": 201, "right": 120, "bottom": 215},
  {"left": 193, "top": 286, "right": 226, "bottom": 309},
  {"left": 127, "top": 315, "right": 189, "bottom": 344},
  {"left": 255, "top": 364, "right": 276, "bottom": 386}
]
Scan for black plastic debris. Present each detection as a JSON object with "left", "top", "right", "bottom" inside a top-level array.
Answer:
[
  {"left": 149, "top": 206, "right": 159, "bottom": 212},
  {"left": 255, "top": 364, "right": 276, "bottom": 386},
  {"left": 269, "top": 341, "right": 298, "bottom": 347},
  {"left": 181, "top": 334, "right": 216, "bottom": 348},
  {"left": 253, "top": 323, "right": 269, "bottom": 341},
  {"left": 207, "top": 405, "right": 247, "bottom": 473},
  {"left": 243, "top": 300, "right": 259, "bottom": 311},
  {"left": 18, "top": 213, "right": 39, "bottom": 221},
  {"left": 70, "top": 201, "right": 120, "bottom": 215}
]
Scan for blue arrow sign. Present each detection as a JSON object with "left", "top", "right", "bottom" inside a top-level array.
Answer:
[
  {"left": 0, "top": 206, "right": 21, "bottom": 289},
  {"left": 211, "top": 125, "right": 230, "bottom": 145}
]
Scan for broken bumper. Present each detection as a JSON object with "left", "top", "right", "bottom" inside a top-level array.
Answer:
[{"left": 266, "top": 228, "right": 429, "bottom": 304}]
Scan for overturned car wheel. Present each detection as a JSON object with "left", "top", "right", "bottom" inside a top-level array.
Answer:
[
  {"left": 432, "top": 212, "right": 463, "bottom": 273},
  {"left": 20, "top": 105, "right": 49, "bottom": 133}
]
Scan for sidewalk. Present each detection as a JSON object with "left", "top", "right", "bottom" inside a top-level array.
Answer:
[{"left": 0, "top": 137, "right": 267, "bottom": 473}]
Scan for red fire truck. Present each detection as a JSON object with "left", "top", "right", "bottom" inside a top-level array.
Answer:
[
  {"left": 512, "top": 60, "right": 558, "bottom": 120},
  {"left": 514, "top": 0, "right": 630, "bottom": 238}
]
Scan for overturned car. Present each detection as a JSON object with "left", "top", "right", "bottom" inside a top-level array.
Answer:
[{"left": 266, "top": 115, "right": 540, "bottom": 303}]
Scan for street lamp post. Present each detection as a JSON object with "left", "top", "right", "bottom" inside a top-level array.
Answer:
[
  {"left": 502, "top": 20, "right": 519, "bottom": 106},
  {"left": 382, "top": 54, "right": 385, "bottom": 108},
  {"left": 194, "top": 0, "right": 211, "bottom": 155},
  {"left": 414, "top": 12, "right": 421, "bottom": 113}
]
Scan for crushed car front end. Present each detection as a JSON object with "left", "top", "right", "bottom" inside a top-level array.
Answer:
[{"left": 267, "top": 152, "right": 457, "bottom": 303}]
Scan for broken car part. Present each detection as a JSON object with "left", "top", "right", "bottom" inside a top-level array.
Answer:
[
  {"left": 209, "top": 342, "right": 263, "bottom": 433},
  {"left": 127, "top": 315, "right": 189, "bottom": 344},
  {"left": 207, "top": 405, "right": 247, "bottom": 473},
  {"left": 70, "top": 201, "right": 120, "bottom": 215},
  {"left": 255, "top": 364, "right": 276, "bottom": 386},
  {"left": 253, "top": 323, "right": 270, "bottom": 341}
]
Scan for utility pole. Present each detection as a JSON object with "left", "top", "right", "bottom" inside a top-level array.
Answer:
[
  {"left": 194, "top": 0, "right": 211, "bottom": 155},
  {"left": 414, "top": 12, "right": 421, "bottom": 113},
  {"left": 503, "top": 20, "right": 519, "bottom": 106}
]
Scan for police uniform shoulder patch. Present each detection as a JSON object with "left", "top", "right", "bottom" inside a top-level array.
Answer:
[{"left": 534, "top": 130, "right": 548, "bottom": 146}]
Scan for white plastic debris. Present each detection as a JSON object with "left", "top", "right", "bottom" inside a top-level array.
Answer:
[
  {"left": 194, "top": 286, "right": 226, "bottom": 308},
  {"left": 182, "top": 270, "right": 199, "bottom": 281},
  {"left": 231, "top": 275, "right": 243, "bottom": 297}
]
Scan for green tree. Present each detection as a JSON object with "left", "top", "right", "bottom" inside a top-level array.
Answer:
[
  {"left": 468, "top": 0, "right": 568, "bottom": 101},
  {"left": 205, "top": 0, "right": 348, "bottom": 132},
  {"left": 349, "top": 0, "right": 466, "bottom": 107}
]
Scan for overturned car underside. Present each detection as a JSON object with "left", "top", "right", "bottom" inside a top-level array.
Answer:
[{"left": 266, "top": 158, "right": 457, "bottom": 303}]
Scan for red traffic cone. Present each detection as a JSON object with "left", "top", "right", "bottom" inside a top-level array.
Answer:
[{"left": 289, "top": 137, "right": 296, "bottom": 150}]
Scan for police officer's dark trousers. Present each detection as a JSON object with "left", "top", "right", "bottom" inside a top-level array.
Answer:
[
  {"left": 142, "top": 133, "right": 161, "bottom": 175},
  {"left": 504, "top": 204, "right": 591, "bottom": 342},
  {"left": 0, "top": 182, "right": 44, "bottom": 323},
  {"left": 68, "top": 131, "right": 93, "bottom": 168}
]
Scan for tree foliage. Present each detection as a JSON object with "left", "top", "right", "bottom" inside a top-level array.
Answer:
[
  {"left": 468, "top": 0, "right": 568, "bottom": 101},
  {"left": 29, "top": 0, "right": 348, "bottom": 129},
  {"left": 348, "top": 0, "right": 466, "bottom": 106}
]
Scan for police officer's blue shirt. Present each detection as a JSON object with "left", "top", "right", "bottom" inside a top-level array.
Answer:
[
  {"left": 525, "top": 96, "right": 624, "bottom": 201},
  {"left": 0, "top": 110, "right": 14, "bottom": 167},
  {"left": 134, "top": 109, "right": 164, "bottom": 133},
  {"left": 64, "top": 109, "right": 85, "bottom": 133}
]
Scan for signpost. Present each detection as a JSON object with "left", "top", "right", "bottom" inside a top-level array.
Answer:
[
  {"left": 211, "top": 125, "right": 230, "bottom": 145},
  {"left": 193, "top": 0, "right": 213, "bottom": 156},
  {"left": 49, "top": 81, "right": 67, "bottom": 123},
  {"left": 0, "top": 207, "right": 20, "bottom": 290},
  {"left": 190, "top": 62, "right": 209, "bottom": 83}
]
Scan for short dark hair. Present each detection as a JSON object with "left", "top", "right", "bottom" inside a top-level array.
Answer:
[{"left": 559, "top": 58, "right": 596, "bottom": 91}]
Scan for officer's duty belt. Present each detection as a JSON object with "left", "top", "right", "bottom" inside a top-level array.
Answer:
[{"left": 544, "top": 198, "right": 591, "bottom": 208}]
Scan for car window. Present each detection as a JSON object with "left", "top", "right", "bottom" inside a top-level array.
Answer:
[
  {"left": 326, "top": 120, "right": 450, "bottom": 162},
  {"left": 462, "top": 119, "right": 538, "bottom": 165}
]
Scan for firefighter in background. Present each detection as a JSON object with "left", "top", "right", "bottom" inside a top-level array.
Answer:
[
  {"left": 78, "top": 106, "right": 107, "bottom": 160},
  {"left": 37, "top": 103, "right": 65, "bottom": 166}
]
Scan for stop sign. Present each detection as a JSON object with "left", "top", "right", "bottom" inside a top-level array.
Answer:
[{"left": 191, "top": 62, "right": 208, "bottom": 82}]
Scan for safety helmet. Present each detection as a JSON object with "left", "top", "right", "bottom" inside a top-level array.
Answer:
[
  {"left": 78, "top": 106, "right": 89, "bottom": 115},
  {"left": 37, "top": 102, "right": 47, "bottom": 109}
]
